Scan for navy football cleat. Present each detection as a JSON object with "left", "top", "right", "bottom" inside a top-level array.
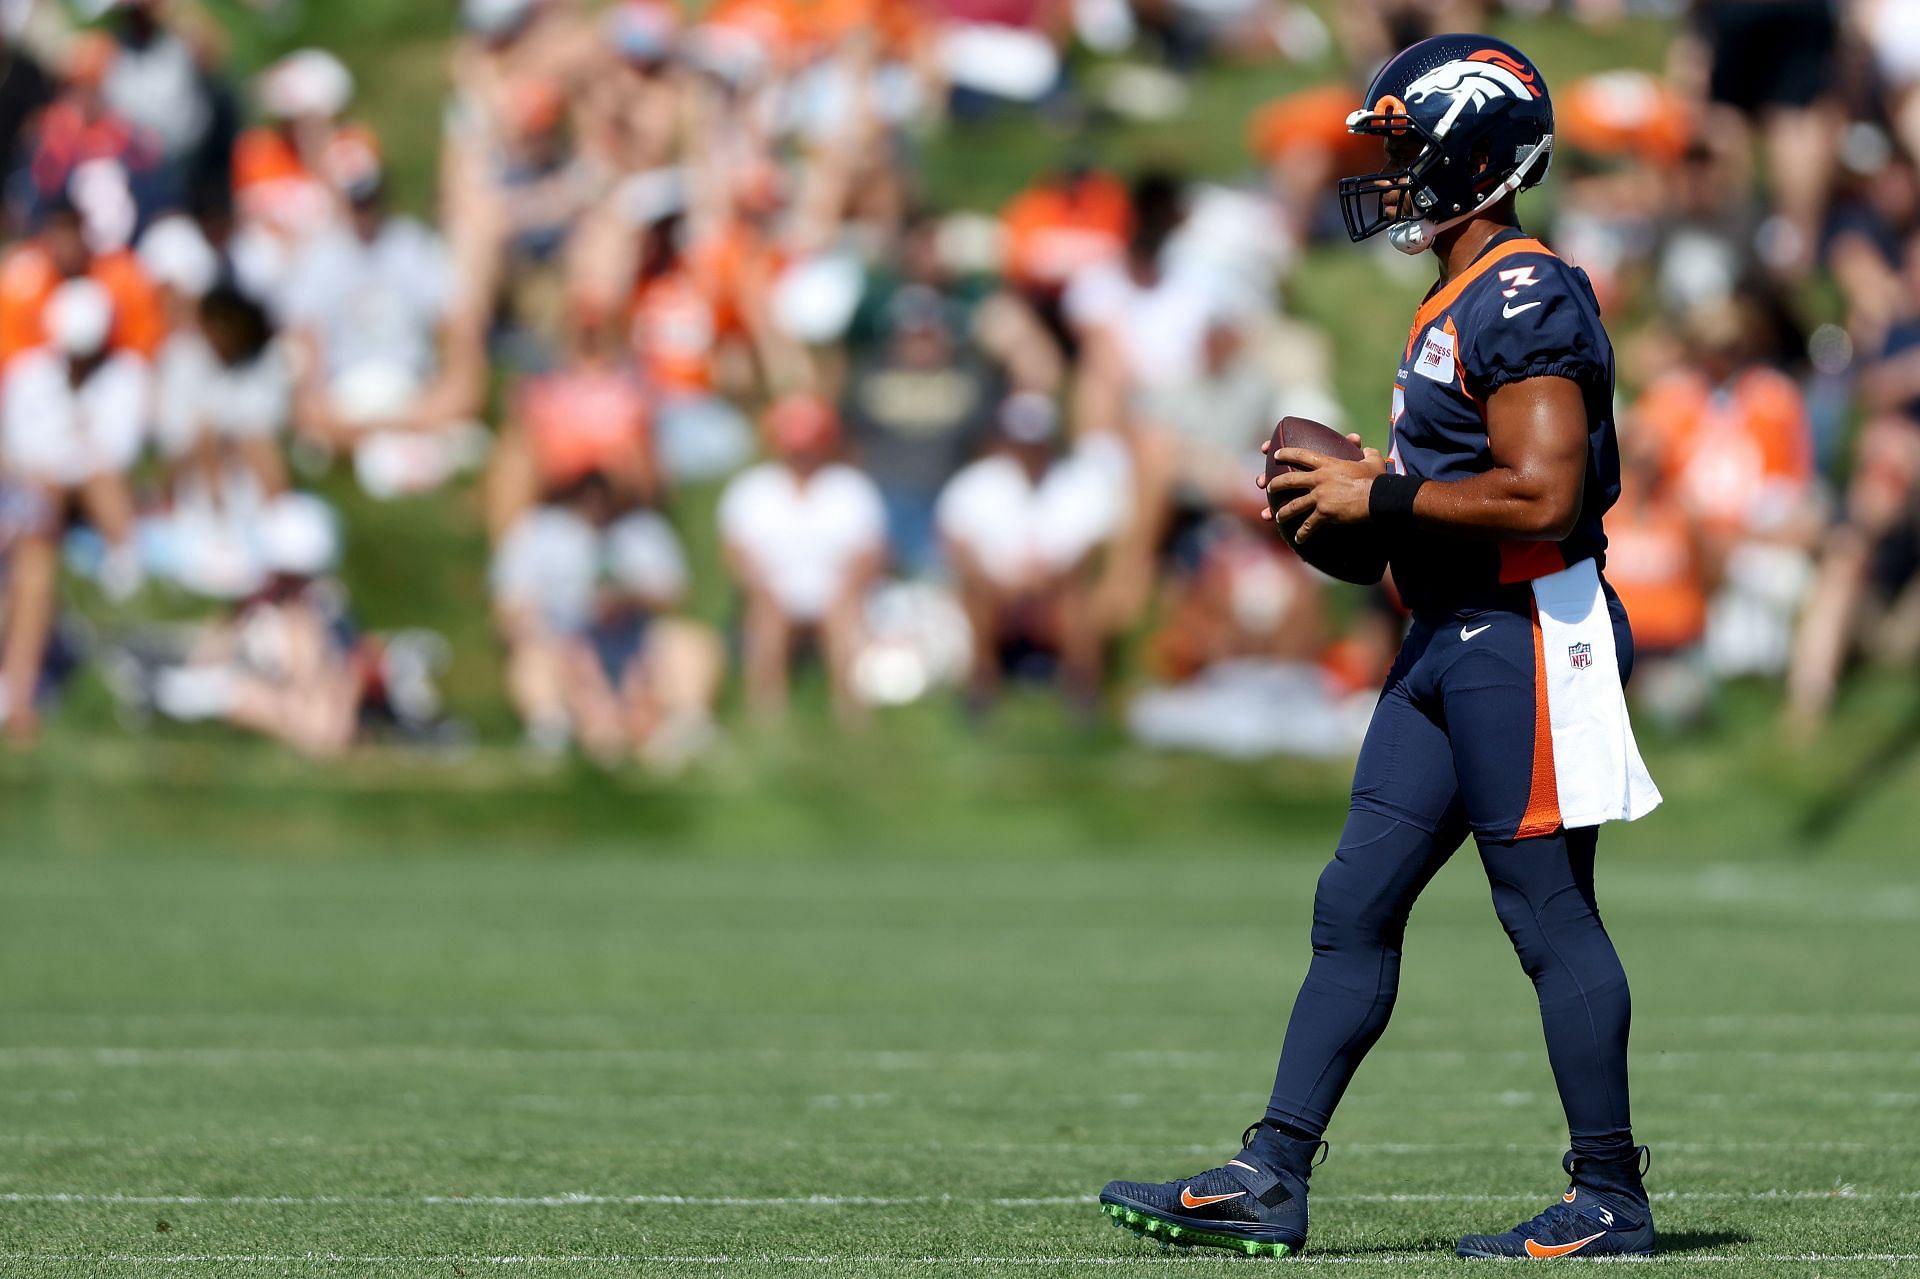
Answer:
[
  {"left": 1099, "top": 1124, "right": 1323, "bottom": 1258},
  {"left": 1457, "top": 1147, "right": 1655, "bottom": 1260}
]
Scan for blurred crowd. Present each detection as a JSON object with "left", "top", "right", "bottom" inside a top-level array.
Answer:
[{"left": 0, "top": 0, "right": 1914, "bottom": 764}]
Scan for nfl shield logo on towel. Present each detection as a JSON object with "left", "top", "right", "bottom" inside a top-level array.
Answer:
[{"left": 1567, "top": 642, "right": 1593, "bottom": 670}]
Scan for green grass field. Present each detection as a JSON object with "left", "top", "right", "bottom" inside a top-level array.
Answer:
[
  {"left": 0, "top": 843, "right": 1915, "bottom": 1276},
  {"left": 4, "top": 7, "right": 1917, "bottom": 1276}
]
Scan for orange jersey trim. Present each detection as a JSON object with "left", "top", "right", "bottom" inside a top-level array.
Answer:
[
  {"left": 1516, "top": 598, "right": 1563, "bottom": 839},
  {"left": 1413, "top": 236, "right": 1551, "bottom": 332}
]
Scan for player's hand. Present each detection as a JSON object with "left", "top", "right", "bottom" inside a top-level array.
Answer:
[{"left": 1263, "top": 445, "right": 1388, "bottom": 542}]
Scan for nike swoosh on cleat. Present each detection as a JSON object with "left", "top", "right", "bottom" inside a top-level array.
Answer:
[
  {"left": 1460, "top": 623, "right": 1493, "bottom": 641},
  {"left": 1503, "top": 301, "right": 1543, "bottom": 318},
  {"left": 1179, "top": 1187, "right": 1246, "bottom": 1209},
  {"left": 1525, "top": 1231, "right": 1608, "bottom": 1258}
]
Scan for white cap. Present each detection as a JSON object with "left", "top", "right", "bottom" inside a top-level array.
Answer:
[
  {"left": 463, "top": 0, "right": 537, "bottom": 36},
  {"left": 257, "top": 493, "right": 341, "bottom": 577},
  {"left": 259, "top": 49, "right": 354, "bottom": 120},
  {"left": 137, "top": 215, "right": 219, "bottom": 298},
  {"left": 46, "top": 278, "right": 114, "bottom": 357},
  {"left": 998, "top": 391, "right": 1059, "bottom": 445}
]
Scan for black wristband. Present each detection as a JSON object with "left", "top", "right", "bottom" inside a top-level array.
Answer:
[{"left": 1369, "top": 472, "right": 1426, "bottom": 524}]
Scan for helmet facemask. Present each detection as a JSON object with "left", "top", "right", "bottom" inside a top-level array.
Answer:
[{"left": 1337, "top": 106, "right": 1446, "bottom": 245}]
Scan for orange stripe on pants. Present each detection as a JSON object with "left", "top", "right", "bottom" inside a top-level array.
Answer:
[{"left": 1516, "top": 598, "right": 1563, "bottom": 838}]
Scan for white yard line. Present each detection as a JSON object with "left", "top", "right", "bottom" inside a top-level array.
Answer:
[
  {"left": 0, "top": 1045, "right": 1912, "bottom": 1069},
  {"left": 0, "top": 1133, "right": 1908, "bottom": 1157},
  {"left": 2, "top": 1189, "right": 1914, "bottom": 1209},
  {"left": 0, "top": 1252, "right": 1913, "bottom": 1268}
]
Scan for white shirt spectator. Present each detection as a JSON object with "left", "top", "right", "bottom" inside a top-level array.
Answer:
[
  {"left": 493, "top": 507, "right": 688, "bottom": 634},
  {"left": 936, "top": 449, "right": 1120, "bottom": 589},
  {"left": 280, "top": 218, "right": 455, "bottom": 389},
  {"left": 104, "top": 30, "right": 211, "bottom": 159},
  {"left": 154, "top": 335, "right": 294, "bottom": 457},
  {"left": 1062, "top": 258, "right": 1219, "bottom": 389},
  {"left": 2, "top": 347, "right": 149, "bottom": 486},
  {"left": 718, "top": 462, "right": 885, "bottom": 622}
]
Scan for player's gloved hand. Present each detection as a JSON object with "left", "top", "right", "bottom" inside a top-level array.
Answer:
[{"left": 1262, "top": 435, "right": 1388, "bottom": 542}]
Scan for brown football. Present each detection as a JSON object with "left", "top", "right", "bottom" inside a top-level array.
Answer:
[{"left": 1263, "top": 415, "right": 1388, "bottom": 586}]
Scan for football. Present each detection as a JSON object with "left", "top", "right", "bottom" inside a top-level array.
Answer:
[{"left": 1263, "top": 416, "right": 1389, "bottom": 586}]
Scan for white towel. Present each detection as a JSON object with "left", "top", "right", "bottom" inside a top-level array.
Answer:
[{"left": 1531, "top": 558, "right": 1663, "bottom": 829}]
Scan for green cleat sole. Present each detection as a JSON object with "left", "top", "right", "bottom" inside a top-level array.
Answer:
[{"left": 1098, "top": 1203, "right": 1296, "bottom": 1259}]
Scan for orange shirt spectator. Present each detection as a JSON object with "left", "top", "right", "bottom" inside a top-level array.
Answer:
[
  {"left": 1606, "top": 489, "right": 1708, "bottom": 654},
  {"left": 234, "top": 124, "right": 378, "bottom": 239},
  {"left": 1633, "top": 367, "right": 1814, "bottom": 538},
  {"left": 1248, "top": 84, "right": 1378, "bottom": 171},
  {"left": 521, "top": 364, "right": 653, "bottom": 491},
  {"left": 1001, "top": 171, "right": 1130, "bottom": 296},
  {"left": 1559, "top": 71, "right": 1692, "bottom": 167},
  {"left": 0, "top": 243, "right": 165, "bottom": 367},
  {"left": 630, "top": 267, "right": 719, "bottom": 396}
]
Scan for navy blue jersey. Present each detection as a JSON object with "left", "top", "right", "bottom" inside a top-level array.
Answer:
[{"left": 1383, "top": 233, "right": 1621, "bottom": 611}]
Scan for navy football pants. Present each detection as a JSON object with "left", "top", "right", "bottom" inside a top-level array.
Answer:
[{"left": 1264, "top": 589, "right": 1637, "bottom": 1160}]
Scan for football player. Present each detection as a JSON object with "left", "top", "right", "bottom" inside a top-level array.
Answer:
[{"left": 1098, "top": 35, "right": 1664, "bottom": 1260}]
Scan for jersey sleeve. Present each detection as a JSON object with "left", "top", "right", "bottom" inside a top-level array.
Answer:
[{"left": 1460, "top": 257, "right": 1609, "bottom": 401}]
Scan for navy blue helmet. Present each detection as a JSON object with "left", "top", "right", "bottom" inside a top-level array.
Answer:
[{"left": 1339, "top": 35, "right": 1555, "bottom": 255}]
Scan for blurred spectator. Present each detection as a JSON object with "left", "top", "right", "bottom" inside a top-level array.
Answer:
[
  {"left": 1869, "top": 0, "right": 1920, "bottom": 168},
  {"left": 1127, "top": 510, "right": 1372, "bottom": 758},
  {"left": 493, "top": 469, "right": 721, "bottom": 765},
  {"left": 1631, "top": 295, "right": 1821, "bottom": 679},
  {"left": 467, "top": 73, "right": 596, "bottom": 363},
  {"left": 1649, "top": 137, "right": 1755, "bottom": 317},
  {"left": 232, "top": 48, "right": 363, "bottom": 295},
  {"left": 1684, "top": 0, "right": 1839, "bottom": 277},
  {"left": 843, "top": 284, "right": 1002, "bottom": 573},
  {"left": 21, "top": 32, "right": 166, "bottom": 228},
  {"left": 1787, "top": 225, "right": 1920, "bottom": 731},
  {"left": 0, "top": 198, "right": 164, "bottom": 365},
  {"left": 929, "top": 0, "right": 1066, "bottom": 118},
  {"left": 1, "top": 277, "right": 147, "bottom": 598},
  {"left": 1249, "top": 84, "right": 1378, "bottom": 242},
  {"left": 718, "top": 393, "right": 886, "bottom": 728},
  {"left": 1000, "top": 163, "right": 1130, "bottom": 334},
  {"left": 1606, "top": 421, "right": 1712, "bottom": 729},
  {"left": 141, "top": 493, "right": 365, "bottom": 756},
  {"left": 282, "top": 156, "right": 486, "bottom": 499},
  {"left": 847, "top": 209, "right": 1063, "bottom": 395},
  {"left": 0, "top": 22, "right": 54, "bottom": 226},
  {"left": 0, "top": 479, "right": 58, "bottom": 743},
  {"left": 98, "top": 0, "right": 235, "bottom": 201},
  {"left": 147, "top": 283, "right": 294, "bottom": 598},
  {"left": 487, "top": 303, "right": 656, "bottom": 537},
  {"left": 936, "top": 391, "right": 1117, "bottom": 714},
  {"left": 626, "top": 211, "right": 755, "bottom": 481}
]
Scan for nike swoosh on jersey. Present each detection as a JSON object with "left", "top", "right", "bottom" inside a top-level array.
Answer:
[
  {"left": 1179, "top": 1187, "right": 1246, "bottom": 1209},
  {"left": 1460, "top": 623, "right": 1493, "bottom": 641},
  {"left": 1524, "top": 1231, "right": 1608, "bottom": 1258},
  {"left": 1503, "top": 301, "right": 1543, "bottom": 318}
]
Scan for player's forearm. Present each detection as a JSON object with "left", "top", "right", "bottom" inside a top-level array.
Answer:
[{"left": 1374, "top": 468, "right": 1581, "bottom": 541}]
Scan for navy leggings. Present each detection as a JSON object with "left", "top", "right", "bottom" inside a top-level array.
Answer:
[{"left": 1264, "top": 813, "right": 1635, "bottom": 1159}]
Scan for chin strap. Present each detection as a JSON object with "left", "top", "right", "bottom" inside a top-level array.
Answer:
[{"left": 1386, "top": 134, "right": 1555, "bottom": 256}]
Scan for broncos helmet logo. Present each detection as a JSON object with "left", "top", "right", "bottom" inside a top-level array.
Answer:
[{"left": 1404, "top": 51, "right": 1540, "bottom": 138}]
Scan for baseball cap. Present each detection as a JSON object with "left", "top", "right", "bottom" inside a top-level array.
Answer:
[
  {"left": 463, "top": 0, "right": 538, "bottom": 37},
  {"left": 997, "top": 391, "right": 1059, "bottom": 446},
  {"left": 259, "top": 49, "right": 354, "bottom": 120},
  {"left": 46, "top": 278, "right": 114, "bottom": 357},
  {"left": 609, "top": 0, "right": 679, "bottom": 62},
  {"left": 137, "top": 215, "right": 219, "bottom": 299}
]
